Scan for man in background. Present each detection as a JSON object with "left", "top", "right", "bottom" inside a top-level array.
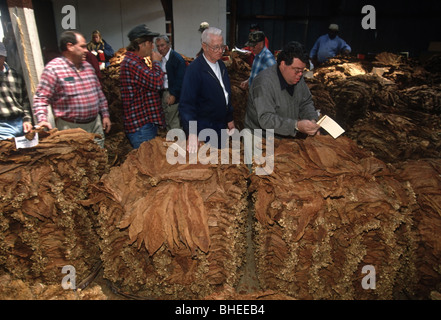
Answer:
[
  {"left": 33, "top": 31, "right": 111, "bottom": 147},
  {"left": 310, "top": 24, "right": 351, "bottom": 66},
  {"left": 0, "top": 42, "right": 32, "bottom": 140},
  {"left": 240, "top": 31, "right": 276, "bottom": 90},
  {"left": 155, "top": 35, "right": 187, "bottom": 131}
]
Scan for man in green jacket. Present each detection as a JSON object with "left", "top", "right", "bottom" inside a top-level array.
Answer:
[
  {"left": 244, "top": 41, "right": 320, "bottom": 170},
  {"left": 245, "top": 41, "right": 320, "bottom": 137}
]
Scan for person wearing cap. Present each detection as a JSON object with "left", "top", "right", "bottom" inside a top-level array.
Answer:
[
  {"left": 120, "top": 24, "right": 164, "bottom": 149},
  {"left": 179, "top": 27, "right": 235, "bottom": 153},
  {"left": 199, "top": 22, "right": 210, "bottom": 33},
  {"left": 0, "top": 41, "right": 33, "bottom": 140},
  {"left": 155, "top": 35, "right": 187, "bottom": 131},
  {"left": 33, "top": 31, "right": 111, "bottom": 147},
  {"left": 310, "top": 24, "right": 351, "bottom": 65},
  {"left": 241, "top": 24, "right": 269, "bottom": 66},
  {"left": 196, "top": 22, "right": 210, "bottom": 57},
  {"left": 240, "top": 31, "right": 276, "bottom": 90}
]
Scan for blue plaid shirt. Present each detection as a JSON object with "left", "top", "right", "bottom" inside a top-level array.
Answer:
[{"left": 249, "top": 47, "right": 276, "bottom": 85}]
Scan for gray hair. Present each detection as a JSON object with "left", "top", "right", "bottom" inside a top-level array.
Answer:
[
  {"left": 201, "top": 27, "right": 223, "bottom": 44},
  {"left": 155, "top": 35, "right": 170, "bottom": 44}
]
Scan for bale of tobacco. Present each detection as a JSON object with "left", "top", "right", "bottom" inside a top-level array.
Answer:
[
  {"left": 393, "top": 159, "right": 441, "bottom": 298},
  {"left": 88, "top": 137, "right": 250, "bottom": 299},
  {"left": 0, "top": 129, "right": 107, "bottom": 285},
  {"left": 225, "top": 51, "right": 251, "bottom": 130},
  {"left": 347, "top": 111, "right": 441, "bottom": 164},
  {"left": 249, "top": 135, "right": 418, "bottom": 299}
]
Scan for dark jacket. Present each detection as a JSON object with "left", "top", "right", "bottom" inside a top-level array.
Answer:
[
  {"left": 166, "top": 49, "right": 186, "bottom": 100},
  {"left": 179, "top": 54, "right": 234, "bottom": 147}
]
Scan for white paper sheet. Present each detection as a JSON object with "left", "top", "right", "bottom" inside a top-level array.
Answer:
[{"left": 317, "top": 115, "right": 345, "bottom": 139}]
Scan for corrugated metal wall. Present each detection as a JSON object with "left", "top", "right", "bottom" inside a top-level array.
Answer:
[{"left": 233, "top": 0, "right": 441, "bottom": 58}]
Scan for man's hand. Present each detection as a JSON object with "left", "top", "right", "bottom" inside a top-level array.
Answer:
[
  {"left": 102, "top": 117, "right": 112, "bottom": 134},
  {"left": 151, "top": 51, "right": 162, "bottom": 63},
  {"left": 297, "top": 119, "right": 320, "bottom": 136},
  {"left": 187, "top": 133, "right": 199, "bottom": 154},
  {"left": 227, "top": 120, "right": 236, "bottom": 136},
  {"left": 240, "top": 79, "right": 249, "bottom": 90},
  {"left": 35, "top": 121, "right": 52, "bottom": 130},
  {"left": 22, "top": 121, "right": 33, "bottom": 133},
  {"left": 167, "top": 94, "right": 176, "bottom": 105}
]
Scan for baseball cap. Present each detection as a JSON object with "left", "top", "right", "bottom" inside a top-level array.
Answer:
[{"left": 127, "top": 24, "right": 160, "bottom": 41}]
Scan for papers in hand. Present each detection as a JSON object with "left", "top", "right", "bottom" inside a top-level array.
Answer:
[
  {"left": 15, "top": 132, "right": 39, "bottom": 149},
  {"left": 317, "top": 115, "right": 345, "bottom": 139},
  {"left": 232, "top": 47, "right": 251, "bottom": 54}
]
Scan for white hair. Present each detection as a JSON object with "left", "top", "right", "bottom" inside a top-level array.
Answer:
[{"left": 201, "top": 27, "right": 223, "bottom": 44}]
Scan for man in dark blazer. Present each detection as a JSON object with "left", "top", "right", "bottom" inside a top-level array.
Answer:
[
  {"left": 155, "top": 35, "right": 187, "bottom": 130},
  {"left": 179, "top": 27, "right": 235, "bottom": 153}
]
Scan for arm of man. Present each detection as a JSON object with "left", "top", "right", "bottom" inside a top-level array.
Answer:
[
  {"left": 33, "top": 67, "right": 57, "bottom": 129},
  {"left": 297, "top": 79, "right": 320, "bottom": 136},
  {"left": 167, "top": 52, "right": 187, "bottom": 103}
]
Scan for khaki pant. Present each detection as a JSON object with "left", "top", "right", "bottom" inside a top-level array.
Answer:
[
  {"left": 161, "top": 90, "right": 182, "bottom": 131},
  {"left": 55, "top": 114, "right": 105, "bottom": 148}
]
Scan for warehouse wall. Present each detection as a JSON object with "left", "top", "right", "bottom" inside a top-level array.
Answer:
[
  {"left": 173, "top": 0, "right": 227, "bottom": 58},
  {"left": 48, "top": 0, "right": 226, "bottom": 59},
  {"left": 234, "top": 0, "right": 441, "bottom": 59},
  {"left": 50, "top": 0, "right": 166, "bottom": 53}
]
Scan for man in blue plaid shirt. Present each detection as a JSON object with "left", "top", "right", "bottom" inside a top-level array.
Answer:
[
  {"left": 0, "top": 42, "right": 32, "bottom": 140},
  {"left": 240, "top": 31, "right": 276, "bottom": 90}
]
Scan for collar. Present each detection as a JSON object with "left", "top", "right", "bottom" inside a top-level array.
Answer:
[
  {"left": 202, "top": 53, "right": 218, "bottom": 67},
  {"left": 255, "top": 46, "right": 267, "bottom": 59},
  {"left": 277, "top": 66, "right": 295, "bottom": 96},
  {"left": 62, "top": 55, "right": 85, "bottom": 71}
]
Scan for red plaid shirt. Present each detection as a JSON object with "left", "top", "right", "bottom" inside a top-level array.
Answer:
[
  {"left": 33, "top": 57, "right": 109, "bottom": 123},
  {"left": 120, "top": 51, "right": 165, "bottom": 133}
]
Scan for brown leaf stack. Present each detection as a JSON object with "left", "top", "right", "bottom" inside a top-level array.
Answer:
[
  {"left": 0, "top": 129, "right": 108, "bottom": 285},
  {"left": 91, "top": 137, "right": 249, "bottom": 299},
  {"left": 394, "top": 159, "right": 441, "bottom": 298},
  {"left": 250, "top": 136, "right": 418, "bottom": 299}
]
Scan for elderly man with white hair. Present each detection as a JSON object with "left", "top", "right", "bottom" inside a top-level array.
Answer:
[{"left": 179, "top": 27, "right": 235, "bottom": 153}]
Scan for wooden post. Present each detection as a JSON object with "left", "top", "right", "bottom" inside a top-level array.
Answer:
[{"left": 6, "top": 0, "right": 44, "bottom": 106}]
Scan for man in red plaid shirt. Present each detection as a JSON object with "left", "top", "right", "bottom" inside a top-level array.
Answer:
[
  {"left": 33, "top": 31, "right": 111, "bottom": 147},
  {"left": 120, "top": 24, "right": 165, "bottom": 149}
]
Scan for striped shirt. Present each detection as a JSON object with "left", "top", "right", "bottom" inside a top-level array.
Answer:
[
  {"left": 120, "top": 51, "right": 165, "bottom": 133},
  {"left": 33, "top": 56, "right": 109, "bottom": 123},
  {"left": 249, "top": 46, "right": 276, "bottom": 85},
  {"left": 0, "top": 63, "right": 31, "bottom": 122}
]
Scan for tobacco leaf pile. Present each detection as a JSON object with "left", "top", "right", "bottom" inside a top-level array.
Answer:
[
  {"left": 87, "top": 137, "right": 250, "bottom": 299},
  {"left": 249, "top": 135, "right": 419, "bottom": 299},
  {"left": 308, "top": 53, "right": 441, "bottom": 164},
  {"left": 0, "top": 129, "right": 107, "bottom": 287},
  {"left": 393, "top": 159, "right": 441, "bottom": 298}
]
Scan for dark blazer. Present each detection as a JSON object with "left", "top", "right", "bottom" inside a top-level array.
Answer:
[
  {"left": 179, "top": 54, "right": 234, "bottom": 148},
  {"left": 166, "top": 49, "right": 187, "bottom": 100}
]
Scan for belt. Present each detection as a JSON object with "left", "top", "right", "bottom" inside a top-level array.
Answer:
[{"left": 59, "top": 117, "right": 96, "bottom": 124}]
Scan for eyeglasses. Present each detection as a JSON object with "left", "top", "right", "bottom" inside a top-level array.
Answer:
[
  {"left": 203, "top": 42, "right": 227, "bottom": 52},
  {"left": 292, "top": 68, "right": 307, "bottom": 75}
]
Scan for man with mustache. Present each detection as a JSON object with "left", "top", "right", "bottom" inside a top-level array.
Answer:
[{"left": 33, "top": 31, "right": 111, "bottom": 147}]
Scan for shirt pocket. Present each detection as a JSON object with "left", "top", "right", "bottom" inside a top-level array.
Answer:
[{"left": 62, "top": 78, "right": 78, "bottom": 97}]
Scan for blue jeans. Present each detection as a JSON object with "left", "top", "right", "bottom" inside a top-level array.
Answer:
[
  {"left": 126, "top": 123, "right": 158, "bottom": 149},
  {"left": 0, "top": 117, "right": 24, "bottom": 140}
]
